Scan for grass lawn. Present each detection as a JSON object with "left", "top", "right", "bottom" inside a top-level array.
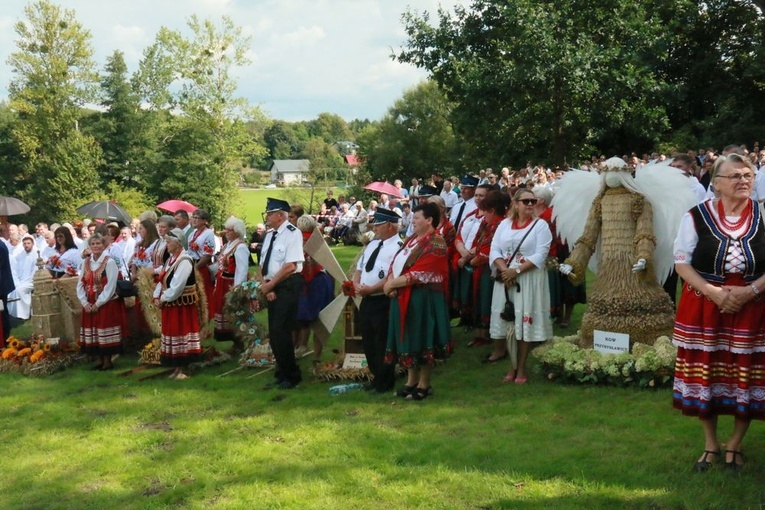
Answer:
[
  {"left": 233, "top": 187, "right": 342, "bottom": 227},
  {"left": 2, "top": 243, "right": 763, "bottom": 509}
]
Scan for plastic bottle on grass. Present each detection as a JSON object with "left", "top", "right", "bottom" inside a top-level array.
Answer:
[{"left": 329, "top": 383, "right": 364, "bottom": 395}]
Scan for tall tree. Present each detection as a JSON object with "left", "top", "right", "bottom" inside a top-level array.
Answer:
[
  {"left": 7, "top": 0, "right": 101, "bottom": 221},
  {"left": 395, "top": 0, "right": 670, "bottom": 166},
  {"left": 135, "top": 15, "right": 267, "bottom": 223},
  {"left": 305, "top": 113, "right": 354, "bottom": 145},
  {"left": 86, "top": 50, "right": 158, "bottom": 190},
  {"left": 357, "top": 81, "right": 457, "bottom": 181}
]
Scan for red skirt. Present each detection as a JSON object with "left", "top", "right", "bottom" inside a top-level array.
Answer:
[
  {"left": 160, "top": 303, "right": 202, "bottom": 367},
  {"left": 673, "top": 274, "right": 765, "bottom": 420},
  {"left": 79, "top": 299, "right": 128, "bottom": 356},
  {"left": 213, "top": 273, "right": 235, "bottom": 339}
]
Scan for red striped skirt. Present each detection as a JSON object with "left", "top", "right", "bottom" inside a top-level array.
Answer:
[
  {"left": 673, "top": 274, "right": 765, "bottom": 420},
  {"left": 160, "top": 303, "right": 202, "bottom": 367},
  {"left": 212, "top": 273, "right": 235, "bottom": 339},
  {"left": 79, "top": 299, "right": 127, "bottom": 356}
]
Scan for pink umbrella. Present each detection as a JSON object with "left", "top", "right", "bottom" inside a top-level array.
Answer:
[
  {"left": 364, "top": 181, "right": 403, "bottom": 199},
  {"left": 157, "top": 199, "right": 197, "bottom": 213}
]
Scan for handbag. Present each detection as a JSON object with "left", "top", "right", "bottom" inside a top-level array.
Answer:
[
  {"left": 115, "top": 258, "right": 137, "bottom": 298},
  {"left": 498, "top": 219, "right": 538, "bottom": 322}
]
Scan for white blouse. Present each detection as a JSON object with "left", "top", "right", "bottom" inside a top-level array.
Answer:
[
  {"left": 76, "top": 254, "right": 118, "bottom": 307},
  {"left": 490, "top": 218, "right": 552, "bottom": 273},
  {"left": 674, "top": 200, "right": 751, "bottom": 274}
]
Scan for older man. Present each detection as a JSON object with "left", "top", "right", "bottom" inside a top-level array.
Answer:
[
  {"left": 353, "top": 208, "right": 403, "bottom": 394},
  {"left": 449, "top": 175, "right": 479, "bottom": 234},
  {"left": 440, "top": 180, "right": 459, "bottom": 213},
  {"left": 258, "top": 198, "right": 305, "bottom": 390}
]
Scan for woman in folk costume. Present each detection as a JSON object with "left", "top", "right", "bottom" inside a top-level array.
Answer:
[
  {"left": 77, "top": 233, "right": 128, "bottom": 371},
  {"left": 186, "top": 209, "right": 216, "bottom": 320},
  {"left": 293, "top": 214, "right": 334, "bottom": 362},
  {"left": 673, "top": 154, "right": 765, "bottom": 471},
  {"left": 45, "top": 226, "right": 82, "bottom": 278},
  {"left": 152, "top": 215, "right": 175, "bottom": 277},
  {"left": 468, "top": 190, "right": 510, "bottom": 360},
  {"left": 152, "top": 228, "right": 202, "bottom": 379},
  {"left": 384, "top": 202, "right": 451, "bottom": 401},
  {"left": 212, "top": 216, "right": 250, "bottom": 348}
]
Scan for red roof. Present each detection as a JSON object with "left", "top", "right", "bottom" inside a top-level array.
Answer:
[{"left": 345, "top": 154, "right": 360, "bottom": 166}]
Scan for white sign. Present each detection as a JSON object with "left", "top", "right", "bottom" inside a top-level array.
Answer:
[
  {"left": 593, "top": 330, "right": 630, "bottom": 354},
  {"left": 342, "top": 353, "right": 368, "bottom": 369}
]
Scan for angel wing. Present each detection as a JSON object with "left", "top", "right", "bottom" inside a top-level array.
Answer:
[
  {"left": 634, "top": 160, "right": 698, "bottom": 284},
  {"left": 551, "top": 169, "right": 603, "bottom": 273}
]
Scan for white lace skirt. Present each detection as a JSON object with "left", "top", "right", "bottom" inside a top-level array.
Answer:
[{"left": 489, "top": 267, "right": 553, "bottom": 342}]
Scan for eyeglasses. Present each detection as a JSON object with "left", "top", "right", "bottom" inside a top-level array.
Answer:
[
  {"left": 715, "top": 173, "right": 755, "bottom": 182},
  {"left": 519, "top": 198, "right": 538, "bottom": 205}
]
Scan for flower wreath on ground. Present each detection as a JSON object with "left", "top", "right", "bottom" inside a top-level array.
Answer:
[
  {"left": 222, "top": 280, "right": 274, "bottom": 368},
  {"left": 532, "top": 334, "right": 677, "bottom": 388},
  {"left": 1, "top": 335, "right": 84, "bottom": 376}
]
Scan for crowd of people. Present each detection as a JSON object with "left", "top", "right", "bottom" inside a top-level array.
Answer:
[{"left": 0, "top": 142, "right": 763, "bottom": 469}]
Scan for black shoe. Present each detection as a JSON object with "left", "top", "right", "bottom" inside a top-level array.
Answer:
[
  {"left": 278, "top": 380, "right": 299, "bottom": 390},
  {"left": 406, "top": 386, "right": 433, "bottom": 401},
  {"left": 694, "top": 450, "right": 719, "bottom": 472},
  {"left": 395, "top": 384, "right": 416, "bottom": 398},
  {"left": 264, "top": 379, "right": 283, "bottom": 390},
  {"left": 725, "top": 450, "right": 744, "bottom": 470}
]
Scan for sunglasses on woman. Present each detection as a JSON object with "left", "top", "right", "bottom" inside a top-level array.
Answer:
[{"left": 519, "top": 198, "right": 538, "bottom": 205}]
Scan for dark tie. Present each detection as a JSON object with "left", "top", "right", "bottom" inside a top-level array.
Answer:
[
  {"left": 364, "top": 240, "right": 384, "bottom": 272},
  {"left": 261, "top": 231, "right": 278, "bottom": 277},
  {"left": 454, "top": 202, "right": 467, "bottom": 232}
]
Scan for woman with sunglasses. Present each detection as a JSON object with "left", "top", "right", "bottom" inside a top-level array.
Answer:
[
  {"left": 673, "top": 154, "right": 765, "bottom": 471},
  {"left": 489, "top": 189, "right": 553, "bottom": 383}
]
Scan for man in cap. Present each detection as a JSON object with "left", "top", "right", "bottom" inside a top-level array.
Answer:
[
  {"left": 353, "top": 208, "right": 403, "bottom": 394},
  {"left": 258, "top": 198, "right": 305, "bottom": 390},
  {"left": 449, "top": 175, "right": 479, "bottom": 234}
]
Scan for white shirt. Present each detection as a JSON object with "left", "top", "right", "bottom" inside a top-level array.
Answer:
[
  {"left": 76, "top": 254, "right": 118, "bottom": 307},
  {"left": 356, "top": 234, "right": 402, "bottom": 288},
  {"left": 449, "top": 197, "right": 477, "bottom": 232},
  {"left": 490, "top": 219, "right": 552, "bottom": 274},
  {"left": 260, "top": 221, "right": 304, "bottom": 279},
  {"left": 218, "top": 240, "right": 250, "bottom": 286},
  {"left": 392, "top": 237, "right": 418, "bottom": 278},
  {"left": 688, "top": 176, "right": 707, "bottom": 204},
  {"left": 460, "top": 210, "right": 484, "bottom": 249},
  {"left": 440, "top": 189, "right": 459, "bottom": 210}
]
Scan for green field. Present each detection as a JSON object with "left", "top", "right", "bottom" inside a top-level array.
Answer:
[{"left": 2, "top": 194, "right": 762, "bottom": 508}]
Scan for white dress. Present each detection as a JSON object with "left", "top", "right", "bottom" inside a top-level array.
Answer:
[{"left": 488, "top": 218, "right": 553, "bottom": 343}]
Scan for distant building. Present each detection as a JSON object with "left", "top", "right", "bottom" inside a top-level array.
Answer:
[{"left": 269, "top": 159, "right": 310, "bottom": 185}]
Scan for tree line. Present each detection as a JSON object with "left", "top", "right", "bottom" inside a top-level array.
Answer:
[{"left": 2, "top": 0, "right": 763, "bottom": 223}]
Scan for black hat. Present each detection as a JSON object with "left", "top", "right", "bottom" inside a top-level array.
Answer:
[
  {"left": 371, "top": 207, "right": 402, "bottom": 225},
  {"left": 460, "top": 175, "right": 479, "bottom": 187},
  {"left": 419, "top": 185, "right": 438, "bottom": 197},
  {"left": 265, "top": 197, "right": 290, "bottom": 213}
]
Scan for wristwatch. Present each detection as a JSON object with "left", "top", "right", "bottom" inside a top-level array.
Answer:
[{"left": 514, "top": 267, "right": 522, "bottom": 276}]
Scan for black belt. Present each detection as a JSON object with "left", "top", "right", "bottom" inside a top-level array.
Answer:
[{"left": 222, "top": 272, "right": 235, "bottom": 278}]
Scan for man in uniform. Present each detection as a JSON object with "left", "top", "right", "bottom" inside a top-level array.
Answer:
[
  {"left": 353, "top": 208, "right": 403, "bottom": 394},
  {"left": 449, "top": 175, "right": 479, "bottom": 234},
  {"left": 258, "top": 198, "right": 305, "bottom": 390}
]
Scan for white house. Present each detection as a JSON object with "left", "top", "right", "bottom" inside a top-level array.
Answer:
[{"left": 269, "top": 159, "right": 310, "bottom": 185}]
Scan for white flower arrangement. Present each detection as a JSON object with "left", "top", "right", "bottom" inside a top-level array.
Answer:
[{"left": 533, "top": 334, "right": 677, "bottom": 388}]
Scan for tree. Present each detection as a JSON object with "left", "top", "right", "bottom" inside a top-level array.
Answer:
[
  {"left": 305, "top": 113, "right": 354, "bottom": 145},
  {"left": 84, "top": 50, "right": 159, "bottom": 190},
  {"left": 357, "top": 81, "right": 457, "bottom": 181},
  {"left": 135, "top": 15, "right": 268, "bottom": 223},
  {"left": 395, "top": 0, "right": 671, "bottom": 166},
  {"left": 7, "top": 0, "right": 101, "bottom": 221}
]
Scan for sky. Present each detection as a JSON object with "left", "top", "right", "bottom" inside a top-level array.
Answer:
[{"left": 0, "top": 0, "right": 466, "bottom": 122}]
